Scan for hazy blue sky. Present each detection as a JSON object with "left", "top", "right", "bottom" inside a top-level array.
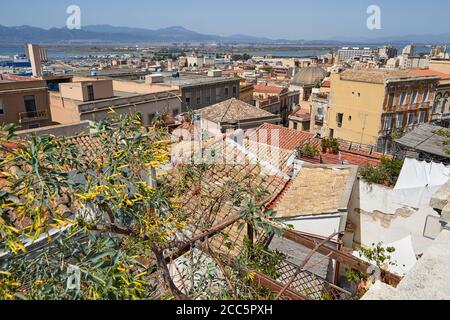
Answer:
[{"left": 0, "top": 0, "right": 448, "bottom": 40}]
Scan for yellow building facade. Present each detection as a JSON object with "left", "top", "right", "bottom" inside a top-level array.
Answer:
[{"left": 327, "top": 69, "right": 439, "bottom": 151}]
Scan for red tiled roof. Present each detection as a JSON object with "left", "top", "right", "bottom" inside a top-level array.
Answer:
[
  {"left": 300, "top": 149, "right": 383, "bottom": 166},
  {"left": 411, "top": 69, "right": 450, "bottom": 80},
  {"left": 253, "top": 85, "right": 286, "bottom": 95},
  {"left": 322, "top": 80, "right": 331, "bottom": 88},
  {"left": 246, "top": 123, "right": 321, "bottom": 151},
  {"left": 292, "top": 108, "right": 311, "bottom": 119}
]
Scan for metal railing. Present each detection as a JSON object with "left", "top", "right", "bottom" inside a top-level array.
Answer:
[{"left": 18, "top": 110, "right": 49, "bottom": 123}]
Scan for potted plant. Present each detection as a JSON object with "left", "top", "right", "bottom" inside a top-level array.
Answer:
[
  {"left": 330, "top": 138, "right": 340, "bottom": 154},
  {"left": 321, "top": 139, "right": 330, "bottom": 153},
  {"left": 299, "top": 144, "right": 320, "bottom": 159}
]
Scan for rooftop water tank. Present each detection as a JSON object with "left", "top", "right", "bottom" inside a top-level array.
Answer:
[{"left": 90, "top": 70, "right": 98, "bottom": 76}]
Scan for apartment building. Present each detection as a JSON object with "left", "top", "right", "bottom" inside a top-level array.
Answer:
[
  {"left": 239, "top": 80, "right": 254, "bottom": 104},
  {"left": 428, "top": 70, "right": 450, "bottom": 127},
  {"left": 49, "top": 79, "right": 181, "bottom": 126},
  {"left": 78, "top": 71, "right": 240, "bottom": 113},
  {"left": 253, "top": 84, "right": 300, "bottom": 125},
  {"left": 326, "top": 69, "right": 439, "bottom": 151},
  {"left": 0, "top": 75, "right": 52, "bottom": 130},
  {"left": 337, "top": 47, "right": 376, "bottom": 62}
]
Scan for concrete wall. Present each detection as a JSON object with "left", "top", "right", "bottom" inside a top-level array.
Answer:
[
  {"left": 59, "top": 80, "right": 114, "bottom": 102},
  {"left": 79, "top": 95, "right": 181, "bottom": 126},
  {"left": 181, "top": 80, "right": 240, "bottom": 111},
  {"left": 429, "top": 60, "right": 450, "bottom": 74},
  {"left": 16, "top": 120, "right": 93, "bottom": 138},
  {"left": 348, "top": 178, "right": 439, "bottom": 255},
  {"left": 49, "top": 92, "right": 81, "bottom": 124},
  {"left": 284, "top": 213, "right": 345, "bottom": 240},
  {"left": 72, "top": 76, "right": 179, "bottom": 95}
]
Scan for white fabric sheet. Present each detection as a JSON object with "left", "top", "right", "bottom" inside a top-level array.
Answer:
[
  {"left": 392, "top": 158, "right": 450, "bottom": 209},
  {"left": 353, "top": 236, "right": 417, "bottom": 276}
]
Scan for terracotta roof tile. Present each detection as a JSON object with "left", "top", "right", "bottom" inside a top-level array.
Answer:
[
  {"left": 253, "top": 85, "right": 286, "bottom": 95},
  {"left": 411, "top": 69, "right": 450, "bottom": 80},
  {"left": 196, "top": 98, "right": 277, "bottom": 123},
  {"left": 273, "top": 166, "right": 355, "bottom": 218},
  {"left": 247, "top": 123, "right": 321, "bottom": 151}
]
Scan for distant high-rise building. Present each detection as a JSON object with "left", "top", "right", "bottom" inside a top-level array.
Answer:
[
  {"left": 402, "top": 44, "right": 416, "bottom": 57},
  {"left": 337, "top": 47, "right": 376, "bottom": 62},
  {"left": 25, "top": 44, "right": 46, "bottom": 78},
  {"left": 430, "top": 46, "right": 449, "bottom": 59},
  {"left": 378, "top": 45, "right": 398, "bottom": 60}
]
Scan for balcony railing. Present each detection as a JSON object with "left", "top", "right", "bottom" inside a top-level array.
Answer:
[
  {"left": 18, "top": 110, "right": 49, "bottom": 124},
  {"left": 315, "top": 115, "right": 324, "bottom": 124}
]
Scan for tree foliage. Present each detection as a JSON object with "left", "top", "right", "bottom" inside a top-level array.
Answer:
[
  {"left": 359, "top": 157, "right": 404, "bottom": 187},
  {"left": 0, "top": 112, "right": 289, "bottom": 300}
]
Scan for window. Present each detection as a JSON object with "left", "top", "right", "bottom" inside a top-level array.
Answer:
[
  {"left": 216, "top": 88, "right": 223, "bottom": 101},
  {"left": 293, "top": 122, "right": 298, "bottom": 130},
  {"left": 407, "top": 112, "right": 416, "bottom": 127},
  {"left": 0, "top": 98, "right": 4, "bottom": 115},
  {"left": 232, "top": 86, "right": 237, "bottom": 96},
  {"left": 396, "top": 113, "right": 404, "bottom": 129},
  {"left": 442, "top": 99, "right": 448, "bottom": 114},
  {"left": 388, "top": 93, "right": 395, "bottom": 107},
  {"left": 419, "top": 110, "right": 426, "bottom": 124},
  {"left": 24, "top": 95, "right": 37, "bottom": 114},
  {"left": 87, "top": 85, "right": 95, "bottom": 101},
  {"left": 433, "top": 100, "right": 439, "bottom": 114},
  {"left": 348, "top": 116, "right": 352, "bottom": 121},
  {"left": 336, "top": 113, "right": 344, "bottom": 128},
  {"left": 224, "top": 87, "right": 229, "bottom": 97},
  {"left": 196, "top": 96, "right": 201, "bottom": 105},
  {"left": 384, "top": 114, "right": 393, "bottom": 132},
  {"left": 185, "top": 97, "right": 191, "bottom": 106},
  {"left": 423, "top": 89, "right": 429, "bottom": 103},
  {"left": 411, "top": 90, "right": 418, "bottom": 104},
  {"left": 400, "top": 91, "right": 407, "bottom": 106}
]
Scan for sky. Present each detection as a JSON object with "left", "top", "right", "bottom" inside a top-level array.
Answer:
[{"left": 0, "top": 0, "right": 448, "bottom": 40}]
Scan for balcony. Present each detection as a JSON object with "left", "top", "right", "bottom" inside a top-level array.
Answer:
[
  {"left": 18, "top": 110, "right": 49, "bottom": 124},
  {"left": 315, "top": 114, "right": 324, "bottom": 124}
]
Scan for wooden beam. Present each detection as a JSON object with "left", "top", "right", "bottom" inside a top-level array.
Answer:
[{"left": 282, "top": 229, "right": 402, "bottom": 286}]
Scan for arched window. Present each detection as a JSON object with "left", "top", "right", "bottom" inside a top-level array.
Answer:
[
  {"left": 442, "top": 98, "right": 448, "bottom": 114},
  {"left": 434, "top": 93, "right": 442, "bottom": 114}
]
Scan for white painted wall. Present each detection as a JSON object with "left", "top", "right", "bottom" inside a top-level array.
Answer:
[
  {"left": 348, "top": 179, "right": 440, "bottom": 255},
  {"left": 284, "top": 213, "right": 345, "bottom": 240}
]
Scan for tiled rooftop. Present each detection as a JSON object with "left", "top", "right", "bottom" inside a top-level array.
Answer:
[
  {"left": 291, "top": 108, "right": 311, "bottom": 120},
  {"left": 253, "top": 84, "right": 286, "bottom": 95},
  {"left": 246, "top": 123, "right": 321, "bottom": 151},
  {"left": 273, "top": 165, "right": 357, "bottom": 218},
  {"left": 340, "top": 69, "right": 439, "bottom": 84},
  {"left": 196, "top": 98, "right": 277, "bottom": 124}
]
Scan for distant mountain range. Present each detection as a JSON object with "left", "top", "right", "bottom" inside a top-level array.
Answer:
[
  {"left": 1, "top": 24, "right": 449, "bottom": 45},
  {"left": 0, "top": 24, "right": 281, "bottom": 44}
]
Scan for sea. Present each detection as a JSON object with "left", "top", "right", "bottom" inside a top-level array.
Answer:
[{"left": 0, "top": 44, "right": 432, "bottom": 59}]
